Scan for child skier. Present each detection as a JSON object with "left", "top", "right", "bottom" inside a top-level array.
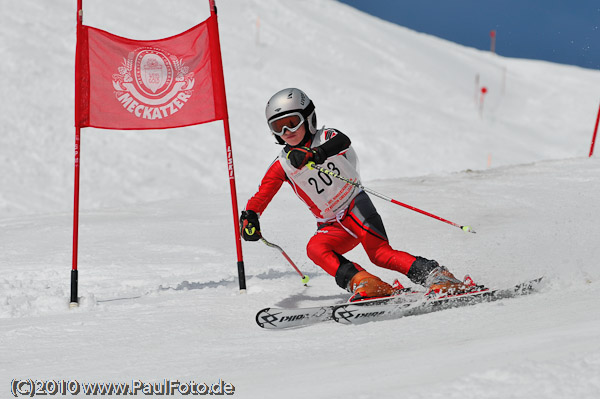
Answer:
[{"left": 240, "top": 88, "right": 472, "bottom": 301}]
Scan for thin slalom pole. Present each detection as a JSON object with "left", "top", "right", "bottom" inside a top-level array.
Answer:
[
  {"left": 209, "top": 0, "right": 246, "bottom": 291},
  {"left": 260, "top": 237, "right": 310, "bottom": 286},
  {"left": 71, "top": 0, "right": 84, "bottom": 308},
  {"left": 589, "top": 101, "right": 600, "bottom": 157},
  {"left": 307, "top": 162, "right": 475, "bottom": 233}
]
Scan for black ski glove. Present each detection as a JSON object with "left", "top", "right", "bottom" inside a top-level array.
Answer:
[
  {"left": 240, "top": 210, "right": 261, "bottom": 241},
  {"left": 286, "top": 146, "right": 327, "bottom": 169}
]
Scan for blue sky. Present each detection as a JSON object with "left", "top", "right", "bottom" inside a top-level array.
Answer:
[{"left": 338, "top": 0, "right": 600, "bottom": 70}]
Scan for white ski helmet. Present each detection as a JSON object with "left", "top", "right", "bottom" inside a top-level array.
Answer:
[{"left": 265, "top": 88, "right": 317, "bottom": 144}]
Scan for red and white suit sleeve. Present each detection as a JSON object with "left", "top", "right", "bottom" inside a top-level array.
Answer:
[{"left": 244, "top": 160, "right": 287, "bottom": 215}]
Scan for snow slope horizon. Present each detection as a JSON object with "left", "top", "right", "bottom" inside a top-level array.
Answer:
[{"left": 2, "top": 0, "right": 600, "bottom": 219}]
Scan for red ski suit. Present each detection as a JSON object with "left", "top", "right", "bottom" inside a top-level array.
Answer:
[{"left": 245, "top": 129, "right": 417, "bottom": 287}]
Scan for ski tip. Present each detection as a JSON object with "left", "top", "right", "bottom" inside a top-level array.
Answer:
[{"left": 255, "top": 307, "right": 272, "bottom": 329}]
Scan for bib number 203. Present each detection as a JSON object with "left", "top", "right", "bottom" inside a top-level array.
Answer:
[{"left": 308, "top": 162, "right": 340, "bottom": 194}]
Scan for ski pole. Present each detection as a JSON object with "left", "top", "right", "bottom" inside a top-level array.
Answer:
[
  {"left": 307, "top": 162, "right": 475, "bottom": 233},
  {"left": 260, "top": 237, "right": 310, "bottom": 285}
]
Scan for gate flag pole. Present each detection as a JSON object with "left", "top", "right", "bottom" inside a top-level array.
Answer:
[
  {"left": 209, "top": 0, "right": 246, "bottom": 291},
  {"left": 70, "top": 0, "right": 84, "bottom": 307},
  {"left": 590, "top": 101, "right": 600, "bottom": 157}
]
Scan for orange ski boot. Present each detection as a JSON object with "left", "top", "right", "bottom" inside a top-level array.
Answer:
[
  {"left": 425, "top": 266, "right": 478, "bottom": 296},
  {"left": 348, "top": 271, "right": 395, "bottom": 302}
]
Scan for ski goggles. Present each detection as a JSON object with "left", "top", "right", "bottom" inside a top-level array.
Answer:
[{"left": 268, "top": 112, "right": 305, "bottom": 136}]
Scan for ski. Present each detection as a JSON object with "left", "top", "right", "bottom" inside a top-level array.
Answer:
[
  {"left": 255, "top": 305, "right": 335, "bottom": 329},
  {"left": 255, "top": 288, "right": 428, "bottom": 329},
  {"left": 255, "top": 278, "right": 543, "bottom": 329},
  {"left": 332, "top": 277, "right": 544, "bottom": 325}
]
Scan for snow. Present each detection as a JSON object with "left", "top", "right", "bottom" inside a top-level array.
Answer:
[{"left": 1, "top": 0, "right": 600, "bottom": 398}]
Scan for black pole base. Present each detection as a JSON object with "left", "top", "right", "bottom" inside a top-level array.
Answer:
[
  {"left": 237, "top": 261, "right": 246, "bottom": 291},
  {"left": 69, "top": 269, "right": 79, "bottom": 308}
]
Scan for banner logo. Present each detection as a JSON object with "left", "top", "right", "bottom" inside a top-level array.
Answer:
[{"left": 112, "top": 47, "right": 195, "bottom": 120}]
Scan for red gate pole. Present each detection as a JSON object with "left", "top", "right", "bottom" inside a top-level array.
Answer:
[
  {"left": 589, "top": 101, "right": 600, "bottom": 157},
  {"left": 71, "top": 129, "right": 80, "bottom": 307},
  {"left": 71, "top": 0, "right": 83, "bottom": 307},
  {"left": 223, "top": 119, "right": 247, "bottom": 291},
  {"left": 209, "top": 0, "right": 246, "bottom": 291}
]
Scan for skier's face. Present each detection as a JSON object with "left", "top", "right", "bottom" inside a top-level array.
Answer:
[{"left": 281, "top": 124, "right": 306, "bottom": 146}]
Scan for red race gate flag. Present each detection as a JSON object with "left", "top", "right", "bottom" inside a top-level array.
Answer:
[
  {"left": 71, "top": 1, "right": 246, "bottom": 308},
  {"left": 76, "top": 14, "right": 226, "bottom": 129}
]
